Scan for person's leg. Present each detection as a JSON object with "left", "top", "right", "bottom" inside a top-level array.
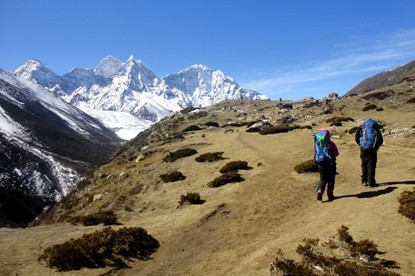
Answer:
[
  {"left": 327, "top": 163, "right": 336, "bottom": 200},
  {"left": 360, "top": 150, "right": 369, "bottom": 185},
  {"left": 317, "top": 163, "right": 328, "bottom": 200},
  {"left": 367, "top": 151, "right": 378, "bottom": 186}
]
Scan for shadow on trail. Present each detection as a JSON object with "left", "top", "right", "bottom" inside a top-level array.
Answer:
[
  {"left": 332, "top": 187, "right": 398, "bottom": 201},
  {"left": 378, "top": 180, "right": 415, "bottom": 186}
]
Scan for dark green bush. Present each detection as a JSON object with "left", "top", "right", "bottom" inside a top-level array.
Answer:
[
  {"left": 178, "top": 192, "right": 205, "bottom": 206},
  {"left": 222, "top": 122, "right": 244, "bottom": 127},
  {"left": 187, "top": 110, "right": 208, "bottom": 120},
  {"left": 208, "top": 172, "right": 245, "bottom": 188},
  {"left": 182, "top": 125, "right": 202, "bottom": 132},
  {"left": 204, "top": 121, "right": 220, "bottom": 127},
  {"left": 163, "top": 148, "right": 198, "bottom": 162},
  {"left": 294, "top": 160, "right": 319, "bottom": 173},
  {"left": 219, "top": 161, "right": 251, "bottom": 173},
  {"left": 406, "top": 97, "right": 415, "bottom": 103},
  {"left": 362, "top": 104, "right": 378, "bottom": 111},
  {"left": 246, "top": 127, "right": 262, "bottom": 133},
  {"left": 348, "top": 126, "right": 359, "bottom": 134},
  {"left": 195, "top": 152, "right": 225, "bottom": 162},
  {"left": 398, "top": 188, "right": 415, "bottom": 220},
  {"left": 259, "top": 125, "right": 295, "bottom": 135},
  {"left": 69, "top": 211, "right": 119, "bottom": 226},
  {"left": 326, "top": 116, "right": 354, "bottom": 126},
  {"left": 361, "top": 90, "right": 394, "bottom": 100},
  {"left": 246, "top": 121, "right": 260, "bottom": 128},
  {"left": 39, "top": 227, "right": 159, "bottom": 271},
  {"left": 270, "top": 225, "right": 400, "bottom": 276},
  {"left": 160, "top": 171, "right": 186, "bottom": 183}
]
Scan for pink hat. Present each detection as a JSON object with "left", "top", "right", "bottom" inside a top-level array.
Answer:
[{"left": 322, "top": 128, "right": 331, "bottom": 138}]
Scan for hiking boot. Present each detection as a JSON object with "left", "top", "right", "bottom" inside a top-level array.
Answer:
[
  {"left": 317, "top": 192, "right": 323, "bottom": 201},
  {"left": 361, "top": 181, "right": 368, "bottom": 186},
  {"left": 328, "top": 195, "right": 336, "bottom": 202}
]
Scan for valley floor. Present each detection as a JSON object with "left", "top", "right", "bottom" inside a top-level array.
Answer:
[{"left": 1, "top": 122, "right": 414, "bottom": 275}]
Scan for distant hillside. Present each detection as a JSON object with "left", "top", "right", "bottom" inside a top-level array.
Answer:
[
  {"left": 0, "top": 71, "right": 122, "bottom": 227},
  {"left": 345, "top": 60, "right": 415, "bottom": 96}
]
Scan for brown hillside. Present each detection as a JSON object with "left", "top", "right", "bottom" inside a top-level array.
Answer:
[{"left": 0, "top": 79, "right": 414, "bottom": 275}]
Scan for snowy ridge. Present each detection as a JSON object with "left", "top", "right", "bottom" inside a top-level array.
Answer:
[
  {"left": 14, "top": 56, "right": 267, "bottom": 139},
  {"left": 0, "top": 101, "right": 80, "bottom": 201},
  {"left": 0, "top": 70, "right": 122, "bottom": 226}
]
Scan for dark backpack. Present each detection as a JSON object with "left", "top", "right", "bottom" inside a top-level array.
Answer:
[
  {"left": 359, "top": 119, "right": 378, "bottom": 150},
  {"left": 314, "top": 131, "right": 332, "bottom": 163}
]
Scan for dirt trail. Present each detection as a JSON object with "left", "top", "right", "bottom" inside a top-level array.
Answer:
[
  {"left": 0, "top": 103, "right": 414, "bottom": 275},
  {"left": 122, "top": 127, "right": 415, "bottom": 275}
]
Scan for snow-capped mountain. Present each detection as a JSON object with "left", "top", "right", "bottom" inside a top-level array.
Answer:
[
  {"left": 15, "top": 56, "right": 267, "bottom": 139},
  {"left": 0, "top": 70, "right": 122, "bottom": 227}
]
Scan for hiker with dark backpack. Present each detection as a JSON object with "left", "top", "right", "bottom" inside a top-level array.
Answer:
[
  {"left": 314, "top": 129, "right": 339, "bottom": 202},
  {"left": 355, "top": 118, "right": 383, "bottom": 187}
]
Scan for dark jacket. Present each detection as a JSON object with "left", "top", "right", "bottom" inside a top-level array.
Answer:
[{"left": 355, "top": 126, "right": 383, "bottom": 150}]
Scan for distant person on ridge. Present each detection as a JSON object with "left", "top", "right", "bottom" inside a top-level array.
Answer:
[
  {"left": 314, "top": 129, "right": 339, "bottom": 201},
  {"left": 355, "top": 118, "right": 383, "bottom": 187}
]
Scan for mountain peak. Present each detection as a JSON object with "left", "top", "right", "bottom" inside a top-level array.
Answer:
[
  {"left": 186, "top": 64, "right": 211, "bottom": 72},
  {"left": 15, "top": 59, "right": 47, "bottom": 73},
  {"left": 127, "top": 55, "right": 136, "bottom": 62},
  {"left": 94, "top": 56, "right": 124, "bottom": 78}
]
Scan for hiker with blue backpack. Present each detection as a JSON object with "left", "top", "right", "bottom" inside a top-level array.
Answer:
[
  {"left": 355, "top": 118, "right": 383, "bottom": 187},
  {"left": 314, "top": 129, "right": 339, "bottom": 202}
]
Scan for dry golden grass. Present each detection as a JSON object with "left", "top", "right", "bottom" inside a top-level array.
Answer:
[{"left": 0, "top": 81, "right": 414, "bottom": 275}]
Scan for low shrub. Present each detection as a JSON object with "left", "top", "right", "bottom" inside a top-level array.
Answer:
[
  {"left": 406, "top": 97, "right": 415, "bottom": 103},
  {"left": 163, "top": 148, "right": 198, "bottom": 162},
  {"left": 294, "top": 160, "right": 319, "bottom": 173},
  {"left": 195, "top": 152, "right": 225, "bottom": 162},
  {"left": 187, "top": 110, "right": 208, "bottom": 120},
  {"left": 326, "top": 116, "right": 354, "bottom": 126},
  {"left": 204, "top": 121, "right": 220, "bottom": 127},
  {"left": 398, "top": 188, "right": 415, "bottom": 220},
  {"left": 246, "top": 127, "right": 262, "bottom": 133},
  {"left": 39, "top": 227, "right": 159, "bottom": 271},
  {"left": 270, "top": 225, "right": 400, "bottom": 276},
  {"left": 182, "top": 125, "right": 202, "bottom": 132},
  {"left": 362, "top": 104, "right": 378, "bottom": 111},
  {"left": 208, "top": 172, "right": 245, "bottom": 188},
  {"left": 160, "top": 171, "right": 186, "bottom": 183},
  {"left": 361, "top": 90, "right": 394, "bottom": 100},
  {"left": 219, "top": 161, "right": 251, "bottom": 173},
  {"left": 348, "top": 126, "right": 359, "bottom": 134},
  {"left": 259, "top": 125, "right": 296, "bottom": 135},
  {"left": 178, "top": 192, "right": 205, "bottom": 206},
  {"left": 223, "top": 122, "right": 244, "bottom": 127},
  {"left": 69, "top": 211, "right": 119, "bottom": 226}
]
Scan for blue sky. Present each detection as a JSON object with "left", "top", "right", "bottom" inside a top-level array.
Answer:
[{"left": 1, "top": 0, "right": 415, "bottom": 100}]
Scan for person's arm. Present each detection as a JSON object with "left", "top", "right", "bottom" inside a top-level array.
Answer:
[
  {"left": 330, "top": 141, "right": 339, "bottom": 157},
  {"left": 354, "top": 127, "right": 361, "bottom": 145},
  {"left": 376, "top": 129, "right": 383, "bottom": 148}
]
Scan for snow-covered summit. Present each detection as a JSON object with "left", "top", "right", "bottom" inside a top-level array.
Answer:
[
  {"left": 13, "top": 55, "right": 268, "bottom": 139},
  {"left": 94, "top": 55, "right": 124, "bottom": 78},
  {"left": 15, "top": 59, "right": 61, "bottom": 89}
]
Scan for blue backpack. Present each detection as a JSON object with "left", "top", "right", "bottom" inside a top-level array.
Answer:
[
  {"left": 314, "top": 131, "right": 332, "bottom": 163},
  {"left": 359, "top": 119, "right": 378, "bottom": 150}
]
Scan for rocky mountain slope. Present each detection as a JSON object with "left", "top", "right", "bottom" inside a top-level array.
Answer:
[
  {"left": 14, "top": 56, "right": 267, "bottom": 139},
  {"left": 1, "top": 75, "right": 413, "bottom": 274},
  {"left": 0, "top": 70, "right": 122, "bottom": 227},
  {"left": 345, "top": 59, "right": 415, "bottom": 96}
]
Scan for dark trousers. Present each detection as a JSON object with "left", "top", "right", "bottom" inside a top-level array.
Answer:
[
  {"left": 360, "top": 149, "right": 378, "bottom": 185},
  {"left": 317, "top": 161, "right": 336, "bottom": 197}
]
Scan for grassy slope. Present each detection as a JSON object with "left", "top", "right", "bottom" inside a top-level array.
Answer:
[{"left": 0, "top": 82, "right": 414, "bottom": 275}]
